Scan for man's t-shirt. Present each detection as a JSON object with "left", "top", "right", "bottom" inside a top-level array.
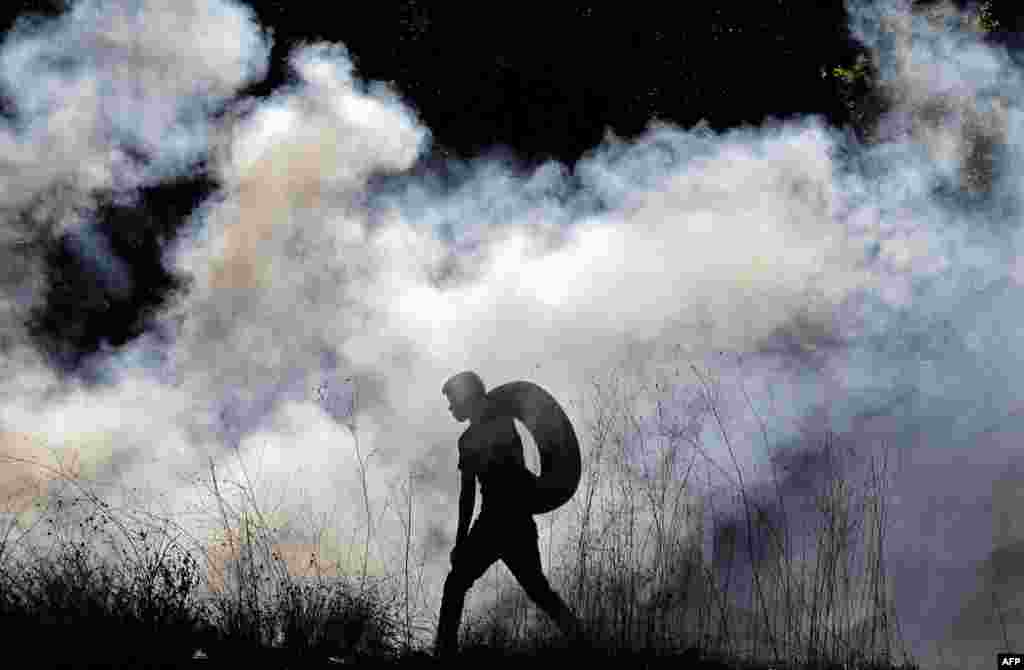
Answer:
[{"left": 457, "top": 414, "right": 536, "bottom": 517}]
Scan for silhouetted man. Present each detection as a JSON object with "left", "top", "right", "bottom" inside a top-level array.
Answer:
[{"left": 434, "top": 371, "right": 583, "bottom": 657}]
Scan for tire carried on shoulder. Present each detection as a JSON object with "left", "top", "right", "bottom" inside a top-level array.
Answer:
[{"left": 483, "top": 381, "right": 581, "bottom": 515}]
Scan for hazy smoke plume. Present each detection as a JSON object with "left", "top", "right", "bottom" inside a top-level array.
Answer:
[{"left": 1, "top": 0, "right": 1023, "bottom": 665}]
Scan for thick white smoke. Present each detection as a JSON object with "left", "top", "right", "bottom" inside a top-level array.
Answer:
[
  {"left": 0, "top": 0, "right": 271, "bottom": 539},
  {"left": 1, "top": 0, "right": 1024, "bottom": 665}
]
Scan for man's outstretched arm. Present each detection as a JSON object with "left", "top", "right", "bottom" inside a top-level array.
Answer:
[{"left": 456, "top": 470, "right": 476, "bottom": 548}]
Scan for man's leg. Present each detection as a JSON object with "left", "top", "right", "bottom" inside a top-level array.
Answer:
[
  {"left": 434, "top": 574, "right": 467, "bottom": 658},
  {"left": 435, "top": 519, "right": 499, "bottom": 657},
  {"left": 501, "top": 516, "right": 584, "bottom": 643}
]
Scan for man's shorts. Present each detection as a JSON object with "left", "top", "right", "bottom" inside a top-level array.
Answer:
[{"left": 450, "top": 510, "right": 541, "bottom": 587}]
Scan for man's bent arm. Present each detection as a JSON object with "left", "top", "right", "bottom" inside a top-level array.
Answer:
[{"left": 456, "top": 471, "right": 476, "bottom": 545}]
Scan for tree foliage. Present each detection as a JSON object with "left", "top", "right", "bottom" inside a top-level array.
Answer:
[{"left": 824, "top": 0, "right": 1003, "bottom": 145}]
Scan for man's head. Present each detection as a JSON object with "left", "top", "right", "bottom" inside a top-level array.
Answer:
[{"left": 442, "top": 371, "right": 487, "bottom": 423}]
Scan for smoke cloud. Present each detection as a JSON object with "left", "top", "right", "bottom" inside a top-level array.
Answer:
[{"left": 1, "top": 0, "right": 1024, "bottom": 665}]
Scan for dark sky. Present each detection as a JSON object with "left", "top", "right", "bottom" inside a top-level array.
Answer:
[{"left": 238, "top": 2, "right": 858, "bottom": 162}]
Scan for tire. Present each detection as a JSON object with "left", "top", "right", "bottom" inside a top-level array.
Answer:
[{"left": 484, "top": 381, "right": 581, "bottom": 515}]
